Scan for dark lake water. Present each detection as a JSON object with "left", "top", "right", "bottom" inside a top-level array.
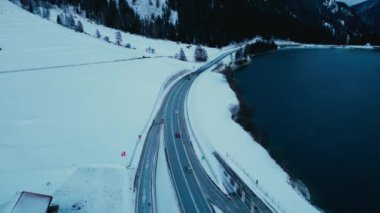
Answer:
[{"left": 234, "top": 48, "right": 380, "bottom": 213}]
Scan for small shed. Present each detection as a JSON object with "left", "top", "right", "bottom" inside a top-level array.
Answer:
[{"left": 11, "top": 191, "right": 52, "bottom": 213}]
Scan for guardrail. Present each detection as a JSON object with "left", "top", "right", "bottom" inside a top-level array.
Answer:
[
  {"left": 128, "top": 70, "right": 191, "bottom": 169},
  {"left": 222, "top": 153, "right": 287, "bottom": 213},
  {"left": 214, "top": 152, "right": 277, "bottom": 213},
  {"left": 183, "top": 45, "right": 289, "bottom": 213},
  {"left": 133, "top": 48, "right": 240, "bottom": 213}
]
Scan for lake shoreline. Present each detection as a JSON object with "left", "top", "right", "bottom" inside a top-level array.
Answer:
[
  {"left": 222, "top": 49, "right": 318, "bottom": 209},
  {"left": 224, "top": 47, "right": 380, "bottom": 212}
]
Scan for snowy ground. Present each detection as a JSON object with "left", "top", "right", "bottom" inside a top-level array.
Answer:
[
  {"left": 0, "top": 1, "right": 214, "bottom": 211},
  {"left": 187, "top": 69, "right": 321, "bottom": 212},
  {"left": 53, "top": 165, "right": 129, "bottom": 212}
]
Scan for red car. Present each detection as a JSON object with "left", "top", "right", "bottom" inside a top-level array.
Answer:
[{"left": 175, "top": 132, "right": 181, "bottom": 139}]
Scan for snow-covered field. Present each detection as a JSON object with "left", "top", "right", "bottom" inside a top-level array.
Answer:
[
  {"left": 187, "top": 70, "right": 321, "bottom": 212},
  {"left": 53, "top": 165, "right": 129, "bottom": 212},
  {"left": 0, "top": 1, "right": 212, "bottom": 211}
]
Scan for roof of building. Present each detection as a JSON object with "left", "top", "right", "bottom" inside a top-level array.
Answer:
[{"left": 11, "top": 191, "right": 52, "bottom": 213}]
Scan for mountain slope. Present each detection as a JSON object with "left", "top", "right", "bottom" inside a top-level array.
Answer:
[
  {"left": 353, "top": 0, "right": 380, "bottom": 33},
  {"left": 168, "top": 0, "right": 369, "bottom": 45},
  {"left": 15, "top": 0, "right": 374, "bottom": 46}
]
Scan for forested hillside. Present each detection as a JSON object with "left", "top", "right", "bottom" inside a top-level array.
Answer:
[
  {"left": 353, "top": 0, "right": 380, "bottom": 33},
  {"left": 15, "top": 0, "right": 379, "bottom": 46}
]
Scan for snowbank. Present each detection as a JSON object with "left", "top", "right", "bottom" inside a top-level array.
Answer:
[
  {"left": 275, "top": 39, "right": 376, "bottom": 50},
  {"left": 188, "top": 71, "right": 320, "bottom": 213}
]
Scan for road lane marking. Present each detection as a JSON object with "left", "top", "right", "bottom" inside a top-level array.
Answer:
[
  {"left": 174, "top": 81, "right": 213, "bottom": 212},
  {"left": 168, "top": 80, "right": 201, "bottom": 213}
]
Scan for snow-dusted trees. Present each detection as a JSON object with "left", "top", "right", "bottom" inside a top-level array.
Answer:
[
  {"left": 41, "top": 7, "right": 50, "bottom": 19},
  {"left": 19, "top": 0, "right": 35, "bottom": 13},
  {"left": 245, "top": 40, "right": 277, "bottom": 55},
  {"left": 56, "top": 14, "right": 72, "bottom": 28},
  {"left": 56, "top": 13, "right": 84, "bottom": 33},
  {"left": 146, "top": 47, "right": 155, "bottom": 54},
  {"left": 234, "top": 48, "right": 248, "bottom": 65},
  {"left": 76, "top": 20, "right": 84, "bottom": 33},
  {"left": 115, "top": 31, "right": 122, "bottom": 45},
  {"left": 235, "top": 48, "right": 243, "bottom": 61},
  {"left": 125, "top": 43, "right": 132, "bottom": 48},
  {"left": 56, "top": 14, "right": 62, "bottom": 25},
  {"left": 95, "top": 29, "right": 101, "bottom": 38},
  {"left": 194, "top": 45, "right": 208, "bottom": 62},
  {"left": 178, "top": 48, "right": 187, "bottom": 61},
  {"left": 19, "top": 0, "right": 177, "bottom": 44},
  {"left": 103, "top": 36, "right": 110, "bottom": 43},
  {"left": 66, "top": 14, "right": 75, "bottom": 29},
  {"left": 19, "top": 0, "right": 50, "bottom": 19}
]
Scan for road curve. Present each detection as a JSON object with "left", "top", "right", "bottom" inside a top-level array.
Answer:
[
  {"left": 135, "top": 50, "right": 274, "bottom": 213},
  {"left": 135, "top": 51, "right": 234, "bottom": 213}
]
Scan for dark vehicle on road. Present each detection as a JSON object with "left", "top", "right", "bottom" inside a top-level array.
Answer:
[
  {"left": 175, "top": 132, "right": 181, "bottom": 138},
  {"left": 185, "top": 165, "right": 192, "bottom": 173}
]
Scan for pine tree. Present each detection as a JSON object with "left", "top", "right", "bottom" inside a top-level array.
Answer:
[
  {"left": 65, "top": 14, "right": 75, "bottom": 29},
  {"left": 76, "top": 20, "right": 84, "bottom": 33},
  {"left": 115, "top": 31, "right": 122, "bottom": 45},
  {"left": 56, "top": 14, "right": 62, "bottom": 25},
  {"left": 235, "top": 48, "right": 243, "bottom": 61},
  {"left": 95, "top": 29, "right": 101, "bottom": 38},
  {"left": 20, "top": 0, "right": 29, "bottom": 9},
  {"left": 42, "top": 7, "right": 50, "bottom": 19},
  {"left": 178, "top": 48, "right": 187, "bottom": 61},
  {"left": 28, "top": 1, "right": 34, "bottom": 13},
  {"left": 156, "top": 0, "right": 160, "bottom": 8},
  {"left": 104, "top": 36, "right": 110, "bottom": 42},
  {"left": 194, "top": 45, "right": 208, "bottom": 62}
]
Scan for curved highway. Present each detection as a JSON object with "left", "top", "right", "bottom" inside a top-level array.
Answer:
[{"left": 135, "top": 51, "right": 274, "bottom": 213}]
